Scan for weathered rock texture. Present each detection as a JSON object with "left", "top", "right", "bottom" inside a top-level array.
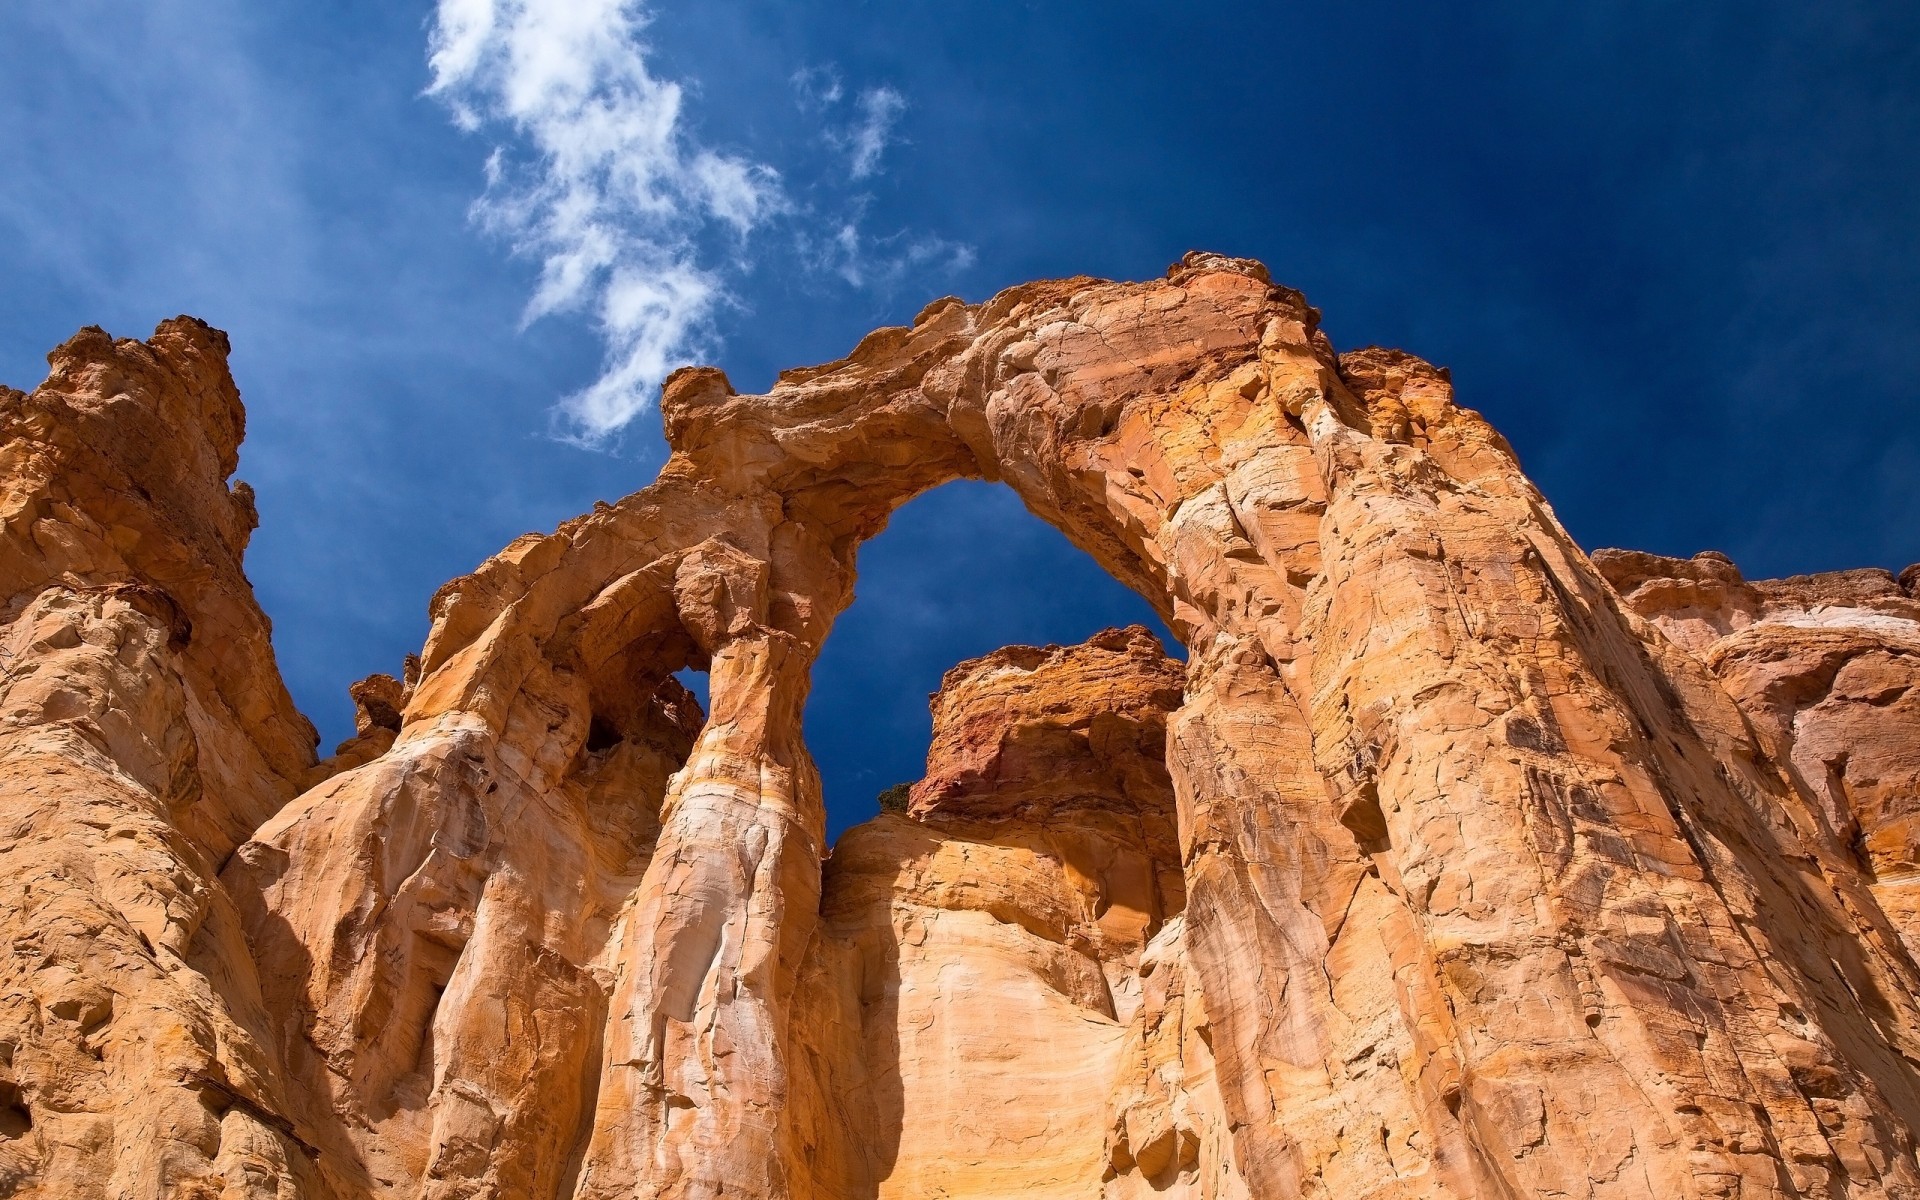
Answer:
[
  {"left": 2, "top": 255, "right": 1919, "bottom": 1199},
  {"left": 0, "top": 321, "right": 326, "bottom": 1197},
  {"left": 1598, "top": 550, "right": 1920, "bottom": 961},
  {"left": 788, "top": 626, "right": 1243, "bottom": 1199}
]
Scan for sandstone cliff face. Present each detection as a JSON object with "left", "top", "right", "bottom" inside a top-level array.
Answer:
[
  {"left": 1598, "top": 550, "right": 1920, "bottom": 959},
  {"left": 0, "top": 321, "right": 325, "bottom": 1197},
  {"left": 788, "top": 626, "right": 1244, "bottom": 1200},
  {"left": 1, "top": 256, "right": 1918, "bottom": 1199}
]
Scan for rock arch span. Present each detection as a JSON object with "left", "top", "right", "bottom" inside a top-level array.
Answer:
[{"left": 2, "top": 254, "right": 1918, "bottom": 1198}]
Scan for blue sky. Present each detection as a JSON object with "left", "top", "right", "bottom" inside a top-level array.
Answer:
[{"left": 4, "top": 2, "right": 1917, "bottom": 837}]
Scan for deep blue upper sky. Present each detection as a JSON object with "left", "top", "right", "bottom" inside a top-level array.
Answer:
[{"left": 3, "top": 2, "right": 1916, "bottom": 837}]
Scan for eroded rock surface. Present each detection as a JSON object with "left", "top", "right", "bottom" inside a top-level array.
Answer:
[
  {"left": 1, "top": 256, "right": 1918, "bottom": 1199},
  {"left": 0, "top": 321, "right": 325, "bottom": 1197},
  {"left": 1599, "top": 549, "right": 1920, "bottom": 958},
  {"left": 788, "top": 626, "right": 1245, "bottom": 1199}
]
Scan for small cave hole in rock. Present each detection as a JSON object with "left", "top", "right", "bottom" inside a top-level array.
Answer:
[
  {"left": 807, "top": 481, "right": 1181, "bottom": 842},
  {"left": 0, "top": 1081, "right": 30, "bottom": 1138},
  {"left": 585, "top": 715, "right": 624, "bottom": 753}
]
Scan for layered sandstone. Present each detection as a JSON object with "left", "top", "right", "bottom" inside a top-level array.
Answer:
[
  {"left": 1598, "top": 549, "right": 1920, "bottom": 958},
  {"left": 0, "top": 321, "right": 325, "bottom": 1197},
  {"left": 788, "top": 626, "right": 1244, "bottom": 1199},
  {"left": 0, "top": 256, "right": 1918, "bottom": 1199}
]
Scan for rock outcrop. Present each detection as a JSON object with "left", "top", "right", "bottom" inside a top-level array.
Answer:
[
  {"left": 788, "top": 626, "right": 1242, "bottom": 1199},
  {"left": 1598, "top": 549, "right": 1920, "bottom": 959},
  {"left": 0, "top": 321, "right": 325, "bottom": 1197},
  {"left": 1, "top": 255, "right": 1918, "bottom": 1199}
]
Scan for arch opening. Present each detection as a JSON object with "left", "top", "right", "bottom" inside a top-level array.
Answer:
[{"left": 805, "top": 478, "right": 1181, "bottom": 841}]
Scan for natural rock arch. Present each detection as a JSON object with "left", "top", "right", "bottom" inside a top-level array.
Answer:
[
  {"left": 229, "top": 253, "right": 1920, "bottom": 1197},
  {"left": 239, "top": 252, "right": 1313, "bottom": 1195},
  {"left": 3, "top": 254, "right": 1919, "bottom": 1198},
  {"left": 796, "top": 473, "right": 1179, "bottom": 832}
]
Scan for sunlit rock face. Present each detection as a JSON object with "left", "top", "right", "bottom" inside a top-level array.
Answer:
[
  {"left": 787, "top": 626, "right": 1245, "bottom": 1200},
  {"left": 2, "top": 256, "right": 1920, "bottom": 1199},
  {"left": 1598, "top": 550, "right": 1920, "bottom": 959},
  {"left": 0, "top": 321, "right": 330, "bottom": 1198}
]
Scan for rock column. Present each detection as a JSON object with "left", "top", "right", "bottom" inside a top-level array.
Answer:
[{"left": 574, "top": 544, "right": 827, "bottom": 1200}]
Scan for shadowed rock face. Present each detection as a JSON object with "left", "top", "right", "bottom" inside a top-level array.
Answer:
[{"left": 1, "top": 256, "right": 1919, "bottom": 1199}]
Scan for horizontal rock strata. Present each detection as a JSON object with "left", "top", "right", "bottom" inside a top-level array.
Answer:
[{"left": 0, "top": 256, "right": 1917, "bottom": 1198}]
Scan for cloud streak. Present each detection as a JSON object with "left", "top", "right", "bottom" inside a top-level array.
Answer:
[
  {"left": 809, "top": 218, "right": 975, "bottom": 290},
  {"left": 427, "top": 0, "right": 780, "bottom": 443},
  {"left": 848, "top": 87, "right": 905, "bottom": 179},
  {"left": 429, "top": 7, "right": 972, "bottom": 445},
  {"left": 793, "top": 71, "right": 907, "bottom": 182}
]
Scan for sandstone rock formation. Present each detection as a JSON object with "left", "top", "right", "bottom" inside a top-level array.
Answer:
[
  {"left": 0, "top": 321, "right": 328, "bottom": 1197},
  {"left": 1, "top": 254, "right": 1918, "bottom": 1199},
  {"left": 788, "top": 626, "right": 1242, "bottom": 1199},
  {"left": 1598, "top": 550, "right": 1920, "bottom": 960}
]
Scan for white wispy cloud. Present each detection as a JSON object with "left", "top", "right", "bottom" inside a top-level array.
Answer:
[
  {"left": 429, "top": 8, "right": 970, "bottom": 444},
  {"left": 848, "top": 87, "right": 905, "bottom": 179},
  {"left": 790, "top": 69, "right": 965, "bottom": 286},
  {"left": 808, "top": 217, "right": 975, "bottom": 290},
  {"left": 790, "top": 65, "right": 844, "bottom": 110},
  {"left": 426, "top": 0, "right": 781, "bottom": 443},
  {"left": 793, "top": 70, "right": 907, "bottom": 181}
]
